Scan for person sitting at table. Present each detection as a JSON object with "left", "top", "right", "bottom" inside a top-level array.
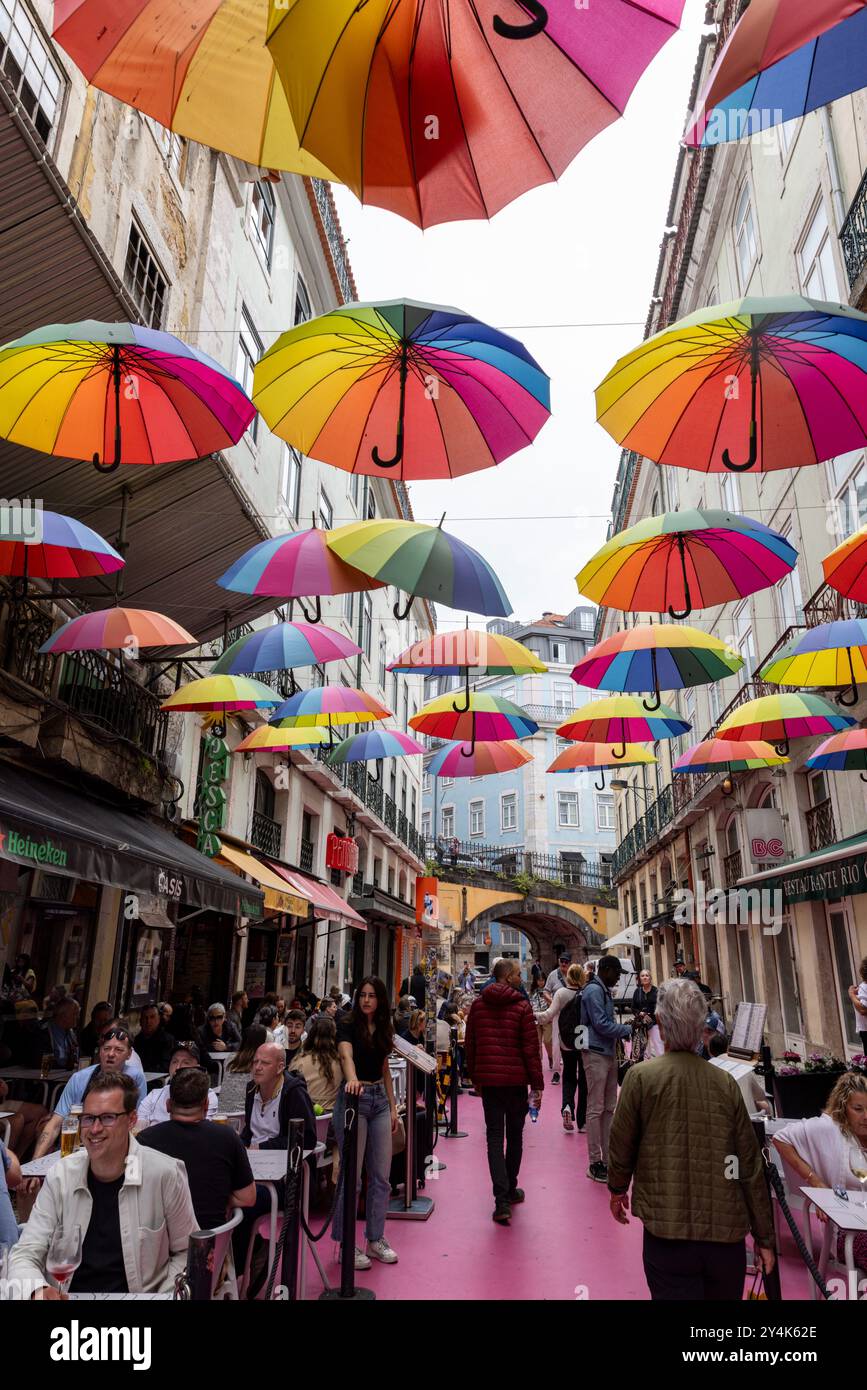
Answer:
[
  {"left": 282, "top": 1009, "right": 307, "bottom": 1067},
  {"left": 134, "top": 1003, "right": 176, "bottom": 1075},
  {"left": 288, "top": 1018, "right": 342, "bottom": 1112},
  {"left": 157, "top": 1001, "right": 175, "bottom": 1038},
  {"left": 26, "top": 1022, "right": 147, "bottom": 1171},
  {"left": 773, "top": 1071, "right": 867, "bottom": 1271},
  {"left": 7, "top": 998, "right": 46, "bottom": 1068},
  {"left": 218, "top": 1026, "right": 267, "bottom": 1115},
  {"left": 227, "top": 991, "right": 248, "bottom": 1037},
  {"left": 79, "top": 1001, "right": 113, "bottom": 1060},
  {"left": 0, "top": 1135, "right": 22, "bottom": 1247},
  {"left": 44, "top": 997, "right": 80, "bottom": 1072},
  {"left": 137, "top": 1067, "right": 255, "bottom": 1232},
  {"left": 10, "top": 1071, "right": 197, "bottom": 1298},
  {"left": 0, "top": 1077, "right": 48, "bottom": 1158},
  {"left": 198, "top": 1003, "right": 241, "bottom": 1081},
  {"left": 134, "top": 1042, "right": 218, "bottom": 1130}
]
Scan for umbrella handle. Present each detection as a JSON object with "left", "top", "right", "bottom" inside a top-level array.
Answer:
[
  {"left": 372, "top": 342, "right": 408, "bottom": 469},
  {"left": 393, "top": 593, "right": 414, "bottom": 622},
  {"left": 452, "top": 671, "right": 471, "bottom": 714},
  {"left": 642, "top": 689, "right": 662, "bottom": 712},
  {"left": 642, "top": 648, "right": 661, "bottom": 711},
  {"left": 367, "top": 762, "right": 380, "bottom": 784},
  {"left": 835, "top": 648, "right": 858, "bottom": 706},
  {"left": 611, "top": 740, "right": 626, "bottom": 761},
  {"left": 298, "top": 595, "right": 322, "bottom": 624},
  {"left": 860, "top": 773, "right": 867, "bottom": 784},
  {"left": 594, "top": 770, "right": 606, "bottom": 792},
  {"left": 722, "top": 332, "right": 759, "bottom": 472},
  {"left": 774, "top": 738, "right": 790, "bottom": 758},
  {"left": 93, "top": 344, "right": 124, "bottom": 473},
  {"left": 668, "top": 534, "right": 692, "bottom": 620},
  {"left": 493, "top": 1, "right": 548, "bottom": 38},
  {"left": 460, "top": 734, "right": 476, "bottom": 759},
  {"left": 721, "top": 432, "right": 758, "bottom": 472}
]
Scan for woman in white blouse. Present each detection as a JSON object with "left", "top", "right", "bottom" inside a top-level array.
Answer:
[{"left": 534, "top": 963, "right": 587, "bottom": 1134}]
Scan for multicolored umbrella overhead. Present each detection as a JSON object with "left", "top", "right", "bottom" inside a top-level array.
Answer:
[
  {"left": 596, "top": 296, "right": 867, "bottom": 474},
  {"left": 389, "top": 626, "right": 545, "bottom": 712},
  {"left": 760, "top": 619, "right": 867, "bottom": 706},
  {"left": 52, "top": 0, "right": 335, "bottom": 175},
  {"left": 426, "top": 740, "right": 533, "bottom": 779},
  {"left": 39, "top": 607, "right": 195, "bottom": 654},
  {"left": 546, "top": 740, "right": 656, "bottom": 790},
  {"left": 329, "top": 729, "right": 427, "bottom": 778},
  {"left": 270, "top": 686, "right": 391, "bottom": 727},
  {"left": 805, "top": 727, "right": 867, "bottom": 783},
  {"left": 0, "top": 509, "right": 123, "bottom": 580},
  {"left": 0, "top": 321, "right": 255, "bottom": 472},
  {"left": 685, "top": 0, "right": 867, "bottom": 147},
  {"left": 234, "top": 725, "right": 331, "bottom": 754},
  {"left": 217, "top": 527, "right": 385, "bottom": 624},
  {"left": 571, "top": 623, "right": 742, "bottom": 710},
  {"left": 556, "top": 695, "right": 690, "bottom": 760},
  {"left": 576, "top": 510, "right": 796, "bottom": 619},
  {"left": 253, "top": 300, "right": 550, "bottom": 481},
  {"left": 716, "top": 692, "right": 855, "bottom": 757},
  {"left": 822, "top": 523, "right": 867, "bottom": 604},
  {"left": 673, "top": 738, "right": 789, "bottom": 774},
  {"left": 327, "top": 518, "right": 511, "bottom": 620},
  {"left": 410, "top": 691, "right": 537, "bottom": 756},
  {"left": 161, "top": 675, "right": 280, "bottom": 713},
  {"left": 212, "top": 622, "right": 361, "bottom": 687},
  {"left": 268, "top": 0, "right": 685, "bottom": 230}
]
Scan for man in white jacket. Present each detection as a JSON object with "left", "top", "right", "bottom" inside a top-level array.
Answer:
[{"left": 10, "top": 1070, "right": 196, "bottom": 1299}]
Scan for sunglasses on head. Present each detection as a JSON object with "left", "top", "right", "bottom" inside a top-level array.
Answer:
[{"left": 100, "top": 1028, "right": 130, "bottom": 1043}]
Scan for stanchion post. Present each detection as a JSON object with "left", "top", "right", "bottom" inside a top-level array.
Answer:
[
  {"left": 278, "top": 1117, "right": 305, "bottom": 1301},
  {"left": 442, "top": 1026, "right": 468, "bottom": 1138},
  {"left": 320, "top": 1091, "right": 375, "bottom": 1301},
  {"left": 186, "top": 1230, "right": 216, "bottom": 1301},
  {"left": 387, "top": 1054, "right": 434, "bottom": 1220}
]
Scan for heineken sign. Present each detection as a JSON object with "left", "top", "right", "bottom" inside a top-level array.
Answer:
[{"left": 0, "top": 827, "right": 67, "bottom": 867}]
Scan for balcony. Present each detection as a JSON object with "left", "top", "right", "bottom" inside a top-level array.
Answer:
[
  {"left": 250, "top": 811, "right": 281, "bottom": 859},
  {"left": 840, "top": 166, "right": 867, "bottom": 293},
  {"left": 300, "top": 837, "right": 314, "bottom": 873},
  {"left": 423, "top": 838, "right": 612, "bottom": 891},
  {"left": 806, "top": 798, "right": 837, "bottom": 853},
  {"left": 309, "top": 178, "right": 356, "bottom": 304},
  {"left": 723, "top": 849, "right": 742, "bottom": 889},
  {"left": 524, "top": 704, "right": 574, "bottom": 725},
  {"left": 299, "top": 744, "right": 424, "bottom": 861}
]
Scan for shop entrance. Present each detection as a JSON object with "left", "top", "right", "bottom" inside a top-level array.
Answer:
[{"left": 22, "top": 877, "right": 99, "bottom": 1004}]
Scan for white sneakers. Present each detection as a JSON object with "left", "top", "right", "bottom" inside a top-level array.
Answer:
[
  {"left": 353, "top": 1246, "right": 371, "bottom": 1270},
  {"left": 562, "top": 1109, "right": 575, "bottom": 1132},
  {"left": 367, "top": 1238, "right": 399, "bottom": 1264}
]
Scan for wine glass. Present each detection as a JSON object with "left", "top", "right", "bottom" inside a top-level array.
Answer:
[
  {"left": 46, "top": 1226, "right": 82, "bottom": 1297},
  {"left": 849, "top": 1152, "right": 867, "bottom": 1208}
]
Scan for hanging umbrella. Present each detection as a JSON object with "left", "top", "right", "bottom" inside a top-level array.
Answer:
[
  {"left": 673, "top": 737, "right": 788, "bottom": 795},
  {"left": 546, "top": 740, "right": 656, "bottom": 790},
  {"left": 329, "top": 729, "right": 426, "bottom": 781},
  {"left": 52, "top": 0, "right": 335, "bottom": 175},
  {"left": 426, "top": 740, "right": 533, "bottom": 779},
  {"left": 685, "top": 0, "right": 867, "bottom": 147},
  {"left": 234, "top": 725, "right": 331, "bottom": 753},
  {"left": 327, "top": 517, "right": 510, "bottom": 620},
  {"left": 39, "top": 607, "right": 195, "bottom": 654},
  {"left": 410, "top": 691, "right": 538, "bottom": 756},
  {"left": 267, "top": 0, "right": 685, "bottom": 230},
  {"left": 822, "top": 523, "right": 867, "bottom": 604},
  {"left": 716, "top": 692, "right": 855, "bottom": 757},
  {"left": 270, "top": 686, "right": 391, "bottom": 726},
  {"left": 388, "top": 625, "right": 545, "bottom": 712},
  {"left": 161, "top": 675, "right": 280, "bottom": 712},
  {"left": 576, "top": 510, "right": 796, "bottom": 619},
  {"left": 805, "top": 728, "right": 867, "bottom": 784},
  {"left": 217, "top": 526, "right": 384, "bottom": 624},
  {"left": 760, "top": 619, "right": 867, "bottom": 707},
  {"left": 212, "top": 621, "right": 361, "bottom": 693},
  {"left": 556, "top": 695, "right": 690, "bottom": 760},
  {"left": 571, "top": 623, "right": 742, "bottom": 712},
  {"left": 0, "top": 509, "right": 123, "bottom": 587},
  {"left": 252, "top": 299, "right": 550, "bottom": 480},
  {"left": 596, "top": 296, "right": 867, "bottom": 474},
  {"left": 0, "top": 321, "right": 255, "bottom": 473}
]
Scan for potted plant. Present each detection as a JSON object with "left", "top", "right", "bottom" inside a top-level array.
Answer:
[{"left": 771, "top": 1051, "right": 846, "bottom": 1119}]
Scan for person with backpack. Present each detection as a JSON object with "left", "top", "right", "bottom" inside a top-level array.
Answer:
[
  {"left": 534, "top": 964, "right": 587, "bottom": 1133},
  {"left": 581, "top": 957, "right": 632, "bottom": 1184}
]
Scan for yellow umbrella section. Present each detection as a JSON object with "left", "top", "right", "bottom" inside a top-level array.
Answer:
[{"left": 234, "top": 725, "right": 330, "bottom": 753}]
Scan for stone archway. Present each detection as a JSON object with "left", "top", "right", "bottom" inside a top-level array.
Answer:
[{"left": 457, "top": 897, "right": 607, "bottom": 976}]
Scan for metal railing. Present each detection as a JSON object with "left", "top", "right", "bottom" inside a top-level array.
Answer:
[
  {"left": 806, "top": 798, "right": 837, "bottom": 853},
  {"left": 305, "top": 744, "right": 423, "bottom": 859},
  {"left": 299, "top": 838, "right": 314, "bottom": 873},
  {"left": 310, "top": 178, "right": 355, "bottom": 304},
  {"left": 423, "top": 838, "right": 612, "bottom": 891},
  {"left": 251, "top": 811, "right": 282, "bottom": 859},
  {"left": 723, "top": 849, "right": 743, "bottom": 889},
  {"left": 523, "top": 703, "right": 574, "bottom": 725},
  {"left": 840, "top": 166, "right": 867, "bottom": 288}
]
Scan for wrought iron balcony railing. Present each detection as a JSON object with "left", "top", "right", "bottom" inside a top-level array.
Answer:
[
  {"left": 251, "top": 810, "right": 282, "bottom": 859},
  {"left": 310, "top": 178, "right": 355, "bottom": 304},
  {"left": 840, "top": 166, "right": 867, "bottom": 288},
  {"left": 305, "top": 743, "right": 422, "bottom": 857},
  {"left": 723, "top": 849, "right": 743, "bottom": 889},
  {"left": 299, "top": 837, "right": 314, "bottom": 873},
  {"left": 806, "top": 798, "right": 837, "bottom": 854}
]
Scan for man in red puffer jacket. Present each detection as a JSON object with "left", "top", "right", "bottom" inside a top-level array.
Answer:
[{"left": 464, "top": 957, "right": 545, "bottom": 1225}]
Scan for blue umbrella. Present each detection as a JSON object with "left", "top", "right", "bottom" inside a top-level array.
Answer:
[
  {"left": 212, "top": 621, "right": 361, "bottom": 687},
  {"left": 329, "top": 729, "right": 426, "bottom": 781}
]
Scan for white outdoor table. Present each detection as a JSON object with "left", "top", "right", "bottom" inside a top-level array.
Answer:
[
  {"left": 0, "top": 1066, "right": 72, "bottom": 1109},
  {"left": 0, "top": 1110, "right": 12, "bottom": 1146},
  {"left": 248, "top": 1143, "right": 326, "bottom": 1299},
  {"left": 800, "top": 1186, "right": 867, "bottom": 1299},
  {"left": 21, "top": 1150, "right": 61, "bottom": 1179},
  {"left": 208, "top": 1052, "right": 231, "bottom": 1083},
  {"left": 67, "top": 1291, "right": 173, "bottom": 1300}
]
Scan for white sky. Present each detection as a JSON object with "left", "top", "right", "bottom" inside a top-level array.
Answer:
[{"left": 333, "top": 4, "right": 708, "bottom": 631}]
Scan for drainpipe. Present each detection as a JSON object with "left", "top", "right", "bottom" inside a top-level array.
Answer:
[{"left": 821, "top": 106, "right": 848, "bottom": 233}]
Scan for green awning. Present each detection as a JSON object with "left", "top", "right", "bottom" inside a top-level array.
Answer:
[{"left": 736, "top": 832, "right": 867, "bottom": 906}]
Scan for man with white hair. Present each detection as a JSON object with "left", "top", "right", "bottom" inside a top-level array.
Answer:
[{"left": 607, "top": 977, "right": 776, "bottom": 1301}]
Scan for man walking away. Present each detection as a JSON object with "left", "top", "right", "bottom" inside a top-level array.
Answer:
[
  {"left": 544, "top": 954, "right": 572, "bottom": 1084},
  {"left": 581, "top": 957, "right": 631, "bottom": 1183},
  {"left": 464, "top": 958, "right": 544, "bottom": 1226}
]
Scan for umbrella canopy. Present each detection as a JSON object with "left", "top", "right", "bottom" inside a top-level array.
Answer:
[
  {"left": 716, "top": 692, "right": 855, "bottom": 756},
  {"left": 52, "top": 0, "right": 334, "bottom": 175},
  {"left": 253, "top": 300, "right": 550, "bottom": 481},
  {"left": 329, "top": 729, "right": 426, "bottom": 766},
  {"left": 410, "top": 691, "right": 538, "bottom": 755},
  {"left": 546, "top": 739, "right": 656, "bottom": 789},
  {"left": 571, "top": 623, "right": 742, "bottom": 709},
  {"left": 217, "top": 527, "right": 384, "bottom": 624},
  {"left": 596, "top": 296, "right": 867, "bottom": 475},
  {"left": 0, "top": 321, "right": 255, "bottom": 472},
  {"left": 0, "top": 509, "right": 123, "bottom": 579},
  {"left": 40, "top": 607, "right": 195, "bottom": 654},
  {"left": 161, "top": 675, "right": 280, "bottom": 712},
  {"left": 576, "top": 510, "right": 796, "bottom": 620},
  {"left": 212, "top": 621, "right": 360, "bottom": 678},
  {"left": 760, "top": 619, "right": 867, "bottom": 705},
  {"left": 426, "top": 740, "right": 533, "bottom": 779},
  {"left": 327, "top": 518, "right": 510, "bottom": 620},
  {"left": 234, "top": 725, "right": 331, "bottom": 753},
  {"left": 556, "top": 695, "right": 690, "bottom": 760},
  {"left": 268, "top": 0, "right": 685, "bottom": 230},
  {"left": 822, "top": 523, "right": 867, "bottom": 604},
  {"left": 270, "top": 686, "right": 391, "bottom": 726},
  {"left": 673, "top": 738, "right": 789, "bottom": 773},
  {"left": 388, "top": 628, "right": 545, "bottom": 676},
  {"left": 805, "top": 727, "right": 867, "bottom": 781},
  {"left": 685, "top": 0, "right": 867, "bottom": 147}
]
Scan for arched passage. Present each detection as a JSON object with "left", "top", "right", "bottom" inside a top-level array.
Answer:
[{"left": 456, "top": 898, "right": 607, "bottom": 977}]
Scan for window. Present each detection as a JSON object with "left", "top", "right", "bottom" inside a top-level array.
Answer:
[
  {"left": 798, "top": 200, "right": 839, "bottom": 300},
  {"left": 349, "top": 472, "right": 361, "bottom": 509},
  {"left": 773, "top": 918, "right": 802, "bottom": 1038},
  {"left": 501, "top": 792, "right": 517, "bottom": 831},
  {"left": 0, "top": 0, "right": 63, "bottom": 145},
  {"left": 343, "top": 589, "right": 354, "bottom": 626},
  {"left": 400, "top": 773, "right": 408, "bottom": 815},
  {"left": 500, "top": 927, "right": 521, "bottom": 948},
  {"left": 410, "top": 786, "right": 417, "bottom": 826},
  {"left": 708, "top": 679, "right": 722, "bottom": 728},
  {"left": 440, "top": 776, "right": 454, "bottom": 789},
  {"left": 362, "top": 594, "right": 373, "bottom": 660},
  {"left": 557, "top": 791, "right": 580, "bottom": 827},
  {"left": 596, "top": 793, "right": 615, "bottom": 831},
  {"left": 278, "top": 445, "right": 302, "bottom": 519},
  {"left": 366, "top": 487, "right": 377, "bottom": 521},
  {"left": 147, "top": 118, "right": 186, "bottom": 180},
  {"left": 834, "top": 457, "right": 867, "bottom": 539},
  {"left": 776, "top": 527, "right": 803, "bottom": 628},
  {"left": 735, "top": 602, "right": 755, "bottom": 683},
  {"left": 683, "top": 686, "right": 696, "bottom": 730},
  {"left": 721, "top": 470, "right": 740, "bottom": 515},
  {"left": 553, "top": 682, "right": 573, "bottom": 714},
  {"left": 124, "top": 222, "right": 168, "bottom": 330},
  {"left": 251, "top": 180, "right": 276, "bottom": 265},
  {"left": 234, "top": 307, "right": 262, "bottom": 440},
  {"left": 294, "top": 276, "right": 312, "bottom": 325},
  {"left": 734, "top": 183, "right": 758, "bottom": 288},
  {"left": 469, "top": 800, "right": 484, "bottom": 836},
  {"left": 499, "top": 685, "right": 515, "bottom": 704},
  {"left": 826, "top": 903, "right": 860, "bottom": 1049},
  {"left": 550, "top": 640, "right": 567, "bottom": 663},
  {"left": 318, "top": 488, "right": 333, "bottom": 531},
  {"left": 441, "top": 806, "right": 455, "bottom": 838},
  {"left": 401, "top": 683, "right": 409, "bottom": 731},
  {"left": 422, "top": 771, "right": 431, "bottom": 794},
  {"left": 555, "top": 736, "right": 571, "bottom": 758},
  {"left": 421, "top": 810, "right": 432, "bottom": 838},
  {"left": 378, "top": 631, "right": 387, "bottom": 688},
  {"left": 777, "top": 118, "right": 798, "bottom": 160}
]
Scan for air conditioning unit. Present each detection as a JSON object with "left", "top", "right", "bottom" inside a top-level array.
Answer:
[{"left": 30, "top": 871, "right": 75, "bottom": 902}]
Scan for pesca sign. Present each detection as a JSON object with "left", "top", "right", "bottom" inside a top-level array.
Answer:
[{"left": 325, "top": 832, "right": 359, "bottom": 875}]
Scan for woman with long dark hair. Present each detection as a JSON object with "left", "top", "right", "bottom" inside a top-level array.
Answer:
[
  {"left": 289, "top": 1017, "right": 341, "bottom": 1110},
  {"left": 218, "top": 1024, "right": 267, "bottom": 1113},
  {"left": 333, "top": 976, "right": 399, "bottom": 1270}
]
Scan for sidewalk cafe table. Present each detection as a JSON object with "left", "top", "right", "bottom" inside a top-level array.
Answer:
[
  {"left": 0, "top": 1066, "right": 72, "bottom": 1109},
  {"left": 208, "top": 1052, "right": 231, "bottom": 1084},
  {"left": 0, "top": 1110, "right": 11, "bottom": 1145},
  {"left": 800, "top": 1185, "right": 867, "bottom": 1299},
  {"left": 248, "top": 1143, "right": 325, "bottom": 1298}
]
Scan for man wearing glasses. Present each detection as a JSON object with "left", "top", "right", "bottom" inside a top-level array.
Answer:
[
  {"left": 10, "top": 1071, "right": 197, "bottom": 1298},
  {"left": 134, "top": 1042, "right": 219, "bottom": 1130}
]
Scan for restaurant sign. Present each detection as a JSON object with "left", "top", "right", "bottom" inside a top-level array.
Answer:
[
  {"left": 0, "top": 827, "right": 67, "bottom": 867},
  {"left": 757, "top": 850, "right": 867, "bottom": 906},
  {"left": 326, "top": 832, "right": 359, "bottom": 875}
]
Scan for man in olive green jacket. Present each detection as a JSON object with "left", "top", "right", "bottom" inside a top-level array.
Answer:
[{"left": 607, "top": 978, "right": 775, "bottom": 1300}]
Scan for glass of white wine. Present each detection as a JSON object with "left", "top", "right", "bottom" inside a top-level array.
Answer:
[
  {"left": 46, "top": 1225, "right": 82, "bottom": 1297},
  {"left": 849, "top": 1151, "right": 867, "bottom": 1208}
]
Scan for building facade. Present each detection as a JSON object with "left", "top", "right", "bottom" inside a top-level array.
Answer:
[{"left": 599, "top": 0, "right": 867, "bottom": 1059}]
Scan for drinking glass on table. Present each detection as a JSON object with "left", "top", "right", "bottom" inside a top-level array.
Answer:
[
  {"left": 40, "top": 1053, "right": 55, "bottom": 1080},
  {"left": 46, "top": 1226, "right": 82, "bottom": 1297},
  {"left": 849, "top": 1149, "right": 867, "bottom": 1207}
]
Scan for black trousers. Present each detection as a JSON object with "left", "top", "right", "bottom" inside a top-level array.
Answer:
[
  {"left": 860, "top": 1031, "right": 867, "bottom": 1057},
  {"left": 560, "top": 1048, "right": 587, "bottom": 1127},
  {"left": 481, "top": 1086, "right": 528, "bottom": 1204},
  {"left": 643, "top": 1229, "right": 746, "bottom": 1301}
]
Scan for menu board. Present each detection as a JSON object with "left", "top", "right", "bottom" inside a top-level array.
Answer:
[
  {"left": 729, "top": 1002, "right": 767, "bottom": 1058},
  {"left": 244, "top": 961, "right": 268, "bottom": 998}
]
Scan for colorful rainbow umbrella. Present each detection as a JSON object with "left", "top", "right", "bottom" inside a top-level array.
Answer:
[
  {"left": 596, "top": 296, "right": 867, "bottom": 475},
  {"left": 716, "top": 692, "right": 855, "bottom": 757},
  {"left": 388, "top": 626, "right": 545, "bottom": 712},
  {"left": 822, "top": 523, "right": 867, "bottom": 604},
  {"left": 0, "top": 509, "right": 123, "bottom": 581},
  {"left": 327, "top": 518, "right": 510, "bottom": 620},
  {"left": 234, "top": 725, "right": 331, "bottom": 754},
  {"left": 571, "top": 623, "right": 742, "bottom": 711},
  {"left": 270, "top": 686, "right": 391, "bottom": 728},
  {"left": 252, "top": 300, "right": 550, "bottom": 481},
  {"left": 760, "top": 620, "right": 867, "bottom": 706},
  {"left": 673, "top": 738, "right": 788, "bottom": 781},
  {"left": 52, "top": 0, "right": 334, "bottom": 176},
  {"left": 329, "top": 729, "right": 426, "bottom": 780},
  {"left": 39, "top": 608, "right": 195, "bottom": 654},
  {"left": 161, "top": 675, "right": 280, "bottom": 713},
  {"left": 217, "top": 527, "right": 384, "bottom": 624},
  {"left": 0, "top": 321, "right": 255, "bottom": 472},
  {"left": 805, "top": 727, "right": 867, "bottom": 783},
  {"left": 576, "top": 510, "right": 796, "bottom": 619},
  {"left": 426, "top": 740, "right": 533, "bottom": 779},
  {"left": 212, "top": 622, "right": 361, "bottom": 689},
  {"left": 556, "top": 695, "right": 690, "bottom": 760},
  {"left": 410, "top": 691, "right": 537, "bottom": 756},
  {"left": 546, "top": 740, "right": 656, "bottom": 790},
  {"left": 685, "top": 0, "right": 867, "bottom": 147},
  {"left": 268, "top": 0, "right": 685, "bottom": 229}
]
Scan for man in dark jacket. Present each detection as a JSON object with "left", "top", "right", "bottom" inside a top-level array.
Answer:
[
  {"left": 464, "top": 958, "right": 544, "bottom": 1225},
  {"left": 399, "top": 965, "right": 427, "bottom": 1008},
  {"left": 134, "top": 1004, "right": 176, "bottom": 1075},
  {"left": 581, "top": 957, "right": 632, "bottom": 1184}
]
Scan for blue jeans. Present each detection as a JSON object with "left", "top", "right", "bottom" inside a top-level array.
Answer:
[{"left": 333, "top": 1082, "right": 393, "bottom": 1247}]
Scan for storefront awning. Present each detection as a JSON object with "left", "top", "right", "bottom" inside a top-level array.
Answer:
[
  {"left": 219, "top": 845, "right": 311, "bottom": 918},
  {"left": 736, "top": 831, "right": 867, "bottom": 906},
  {"left": 0, "top": 761, "right": 263, "bottom": 919},
  {"left": 267, "top": 861, "right": 367, "bottom": 930},
  {"left": 349, "top": 884, "right": 418, "bottom": 928}
]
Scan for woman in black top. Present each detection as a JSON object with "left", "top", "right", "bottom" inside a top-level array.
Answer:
[{"left": 333, "top": 976, "right": 399, "bottom": 1269}]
